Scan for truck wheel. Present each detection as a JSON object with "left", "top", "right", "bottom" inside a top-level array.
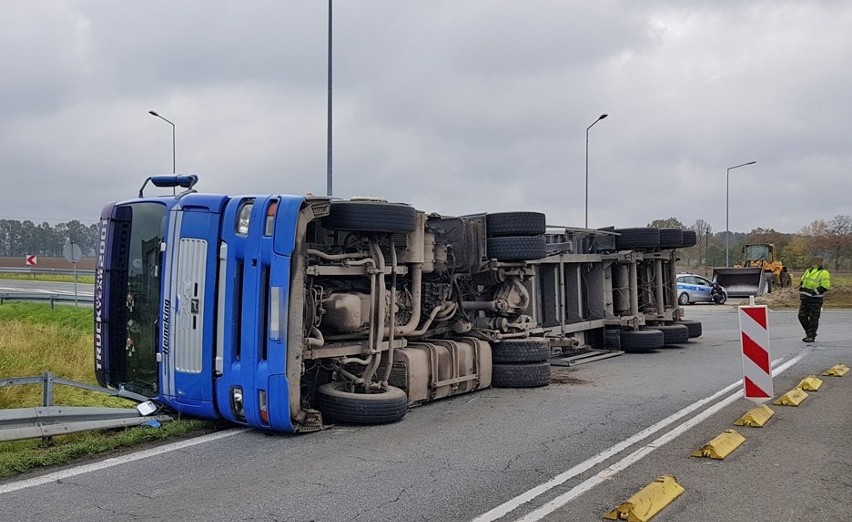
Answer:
[
  {"left": 780, "top": 271, "right": 792, "bottom": 288},
  {"left": 492, "top": 362, "right": 551, "bottom": 388},
  {"left": 681, "top": 230, "right": 698, "bottom": 247},
  {"left": 486, "top": 212, "right": 546, "bottom": 237},
  {"left": 323, "top": 201, "right": 417, "bottom": 233},
  {"left": 614, "top": 228, "right": 660, "bottom": 250},
  {"left": 492, "top": 338, "right": 551, "bottom": 363},
  {"left": 678, "top": 320, "right": 702, "bottom": 338},
  {"left": 678, "top": 292, "right": 690, "bottom": 306},
  {"left": 659, "top": 228, "right": 684, "bottom": 249},
  {"left": 653, "top": 324, "right": 690, "bottom": 345},
  {"left": 620, "top": 329, "right": 664, "bottom": 352},
  {"left": 487, "top": 235, "right": 547, "bottom": 261},
  {"left": 315, "top": 382, "right": 409, "bottom": 425}
]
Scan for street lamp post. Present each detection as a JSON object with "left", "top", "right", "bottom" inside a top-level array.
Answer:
[
  {"left": 327, "top": 0, "right": 333, "bottom": 197},
  {"left": 725, "top": 160, "right": 757, "bottom": 267},
  {"left": 148, "top": 110, "right": 176, "bottom": 173},
  {"left": 585, "top": 113, "right": 608, "bottom": 228}
]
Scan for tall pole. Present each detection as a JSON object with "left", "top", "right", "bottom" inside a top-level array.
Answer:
[
  {"left": 725, "top": 160, "right": 756, "bottom": 267},
  {"left": 148, "top": 110, "right": 176, "bottom": 173},
  {"left": 326, "top": 0, "right": 333, "bottom": 197},
  {"left": 584, "top": 113, "right": 608, "bottom": 228}
]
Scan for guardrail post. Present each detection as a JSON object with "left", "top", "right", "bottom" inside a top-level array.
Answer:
[
  {"left": 42, "top": 371, "right": 55, "bottom": 445},
  {"left": 42, "top": 371, "right": 55, "bottom": 407}
]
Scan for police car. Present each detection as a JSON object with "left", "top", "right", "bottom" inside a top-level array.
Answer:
[{"left": 676, "top": 273, "right": 727, "bottom": 305}]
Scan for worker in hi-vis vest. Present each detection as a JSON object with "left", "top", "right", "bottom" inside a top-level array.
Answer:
[{"left": 798, "top": 256, "right": 831, "bottom": 343}]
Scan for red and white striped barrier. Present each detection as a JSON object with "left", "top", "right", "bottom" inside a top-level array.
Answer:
[{"left": 739, "top": 305, "right": 773, "bottom": 402}]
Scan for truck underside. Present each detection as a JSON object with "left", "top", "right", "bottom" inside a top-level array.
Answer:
[{"left": 286, "top": 203, "right": 696, "bottom": 431}]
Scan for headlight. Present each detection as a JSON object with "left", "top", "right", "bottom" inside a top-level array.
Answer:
[
  {"left": 236, "top": 201, "right": 253, "bottom": 235},
  {"left": 230, "top": 386, "right": 245, "bottom": 420}
]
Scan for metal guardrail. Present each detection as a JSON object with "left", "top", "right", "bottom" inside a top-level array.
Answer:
[
  {"left": 0, "top": 267, "right": 95, "bottom": 277},
  {"left": 0, "top": 293, "right": 93, "bottom": 307},
  {"left": 0, "top": 372, "right": 171, "bottom": 442}
]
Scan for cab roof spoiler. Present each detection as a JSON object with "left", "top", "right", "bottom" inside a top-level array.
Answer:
[{"left": 138, "top": 175, "right": 199, "bottom": 198}]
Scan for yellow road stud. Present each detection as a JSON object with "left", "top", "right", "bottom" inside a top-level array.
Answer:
[
  {"left": 774, "top": 387, "right": 808, "bottom": 406},
  {"left": 734, "top": 404, "right": 774, "bottom": 427},
  {"left": 603, "top": 474, "right": 684, "bottom": 522},
  {"left": 691, "top": 429, "right": 746, "bottom": 459},
  {"left": 823, "top": 364, "right": 849, "bottom": 377},
  {"left": 796, "top": 375, "right": 823, "bottom": 391}
]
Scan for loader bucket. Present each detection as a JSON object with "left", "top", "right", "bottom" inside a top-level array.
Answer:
[{"left": 712, "top": 267, "right": 768, "bottom": 297}]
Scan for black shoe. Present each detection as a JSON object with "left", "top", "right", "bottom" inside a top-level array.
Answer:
[{"left": 803, "top": 337, "right": 815, "bottom": 343}]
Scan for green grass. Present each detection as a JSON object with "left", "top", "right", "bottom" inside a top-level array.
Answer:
[
  {"left": 0, "top": 303, "right": 217, "bottom": 478},
  {"left": 0, "top": 273, "right": 95, "bottom": 284}
]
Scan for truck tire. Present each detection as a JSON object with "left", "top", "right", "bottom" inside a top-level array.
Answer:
[
  {"left": 678, "top": 320, "right": 702, "bottom": 338},
  {"left": 614, "top": 228, "right": 660, "bottom": 250},
  {"left": 487, "top": 235, "right": 547, "bottom": 261},
  {"left": 492, "top": 338, "right": 551, "bottom": 363},
  {"left": 315, "top": 382, "right": 409, "bottom": 425},
  {"left": 659, "top": 228, "right": 684, "bottom": 249},
  {"left": 323, "top": 201, "right": 417, "bottom": 233},
  {"left": 681, "top": 230, "right": 698, "bottom": 247},
  {"left": 620, "top": 329, "right": 664, "bottom": 352},
  {"left": 492, "top": 362, "right": 551, "bottom": 388},
  {"left": 780, "top": 271, "right": 792, "bottom": 288},
  {"left": 653, "top": 324, "right": 690, "bottom": 345},
  {"left": 486, "top": 212, "right": 546, "bottom": 237}
]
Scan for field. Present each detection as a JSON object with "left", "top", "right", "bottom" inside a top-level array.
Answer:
[{"left": 0, "top": 303, "right": 213, "bottom": 478}]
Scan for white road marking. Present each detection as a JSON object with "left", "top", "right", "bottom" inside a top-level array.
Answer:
[
  {"left": 0, "top": 428, "right": 247, "bottom": 495},
  {"left": 473, "top": 351, "right": 808, "bottom": 522}
]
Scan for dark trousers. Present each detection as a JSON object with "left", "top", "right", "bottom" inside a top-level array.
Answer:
[{"left": 798, "top": 298, "right": 823, "bottom": 337}]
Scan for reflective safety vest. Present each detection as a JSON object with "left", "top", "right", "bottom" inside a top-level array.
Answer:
[{"left": 800, "top": 267, "right": 830, "bottom": 296}]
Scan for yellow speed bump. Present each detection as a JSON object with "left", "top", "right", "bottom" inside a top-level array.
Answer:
[
  {"left": 774, "top": 387, "right": 808, "bottom": 406},
  {"left": 796, "top": 375, "right": 823, "bottom": 391},
  {"left": 603, "top": 475, "right": 684, "bottom": 522},
  {"left": 691, "top": 429, "right": 746, "bottom": 459},
  {"left": 823, "top": 364, "right": 849, "bottom": 377},
  {"left": 734, "top": 404, "right": 775, "bottom": 427}
]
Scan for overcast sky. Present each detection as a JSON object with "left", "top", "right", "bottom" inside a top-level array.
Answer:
[{"left": 2, "top": 1, "right": 850, "bottom": 234}]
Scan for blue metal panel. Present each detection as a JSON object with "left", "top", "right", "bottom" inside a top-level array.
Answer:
[
  {"left": 158, "top": 199, "right": 226, "bottom": 420},
  {"left": 93, "top": 203, "right": 116, "bottom": 388},
  {"left": 214, "top": 195, "right": 302, "bottom": 431},
  {"left": 215, "top": 195, "right": 262, "bottom": 426}
]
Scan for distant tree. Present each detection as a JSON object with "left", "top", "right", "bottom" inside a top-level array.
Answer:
[
  {"left": 647, "top": 217, "right": 686, "bottom": 229},
  {"left": 706, "top": 244, "right": 726, "bottom": 267},
  {"left": 799, "top": 219, "right": 831, "bottom": 259},
  {"left": 780, "top": 236, "right": 809, "bottom": 269},
  {"left": 826, "top": 215, "right": 852, "bottom": 270}
]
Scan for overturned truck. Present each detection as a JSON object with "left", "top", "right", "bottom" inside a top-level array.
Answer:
[{"left": 94, "top": 176, "right": 701, "bottom": 433}]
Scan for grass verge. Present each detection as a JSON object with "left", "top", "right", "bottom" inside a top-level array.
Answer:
[
  {"left": 0, "top": 303, "right": 217, "bottom": 479},
  {"left": 0, "top": 273, "right": 95, "bottom": 284}
]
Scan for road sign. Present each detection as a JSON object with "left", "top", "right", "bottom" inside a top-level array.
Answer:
[
  {"left": 739, "top": 305, "right": 773, "bottom": 402},
  {"left": 63, "top": 242, "right": 82, "bottom": 263},
  {"left": 25, "top": 255, "right": 37, "bottom": 267}
]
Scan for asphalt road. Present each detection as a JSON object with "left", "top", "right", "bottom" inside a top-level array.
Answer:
[
  {"left": 1, "top": 305, "right": 849, "bottom": 522},
  {"left": 0, "top": 279, "right": 93, "bottom": 298}
]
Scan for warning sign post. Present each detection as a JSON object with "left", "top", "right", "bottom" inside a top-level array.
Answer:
[{"left": 739, "top": 304, "right": 773, "bottom": 403}]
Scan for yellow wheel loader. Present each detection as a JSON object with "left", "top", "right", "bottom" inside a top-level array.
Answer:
[{"left": 712, "top": 243, "right": 792, "bottom": 297}]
